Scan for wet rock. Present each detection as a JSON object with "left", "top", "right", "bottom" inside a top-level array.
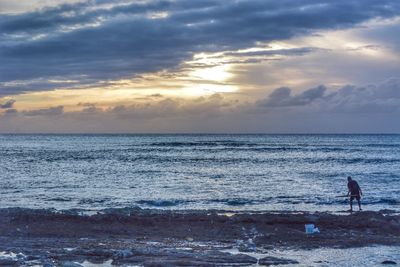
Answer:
[
  {"left": 24, "top": 255, "right": 43, "bottom": 261},
  {"left": 0, "top": 257, "right": 19, "bottom": 266},
  {"left": 237, "top": 239, "right": 257, "bottom": 252},
  {"left": 65, "top": 248, "right": 114, "bottom": 261},
  {"left": 113, "top": 249, "right": 257, "bottom": 266},
  {"left": 202, "top": 251, "right": 257, "bottom": 264},
  {"left": 15, "top": 253, "right": 25, "bottom": 260},
  {"left": 41, "top": 259, "right": 57, "bottom": 267},
  {"left": 305, "top": 214, "right": 320, "bottom": 223},
  {"left": 389, "top": 220, "right": 400, "bottom": 228},
  {"left": 1, "top": 209, "right": 400, "bottom": 265},
  {"left": 25, "top": 255, "right": 42, "bottom": 261},
  {"left": 84, "top": 248, "right": 114, "bottom": 258},
  {"left": 379, "top": 209, "right": 397, "bottom": 214},
  {"left": 381, "top": 260, "right": 397, "bottom": 265},
  {"left": 62, "top": 261, "right": 84, "bottom": 267},
  {"left": 259, "top": 256, "right": 299, "bottom": 265},
  {"left": 144, "top": 259, "right": 213, "bottom": 266},
  {"left": 113, "top": 249, "right": 134, "bottom": 259},
  {"left": 130, "top": 247, "right": 159, "bottom": 257}
]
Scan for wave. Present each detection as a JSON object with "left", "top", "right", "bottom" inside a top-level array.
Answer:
[
  {"left": 208, "top": 198, "right": 270, "bottom": 206},
  {"left": 304, "top": 157, "right": 400, "bottom": 165},
  {"left": 31, "top": 194, "right": 400, "bottom": 208},
  {"left": 46, "top": 197, "right": 73, "bottom": 202},
  {"left": 147, "top": 143, "right": 363, "bottom": 153},
  {"left": 364, "top": 144, "right": 400, "bottom": 148},
  {"left": 149, "top": 141, "right": 252, "bottom": 147},
  {"left": 206, "top": 196, "right": 400, "bottom": 207},
  {"left": 78, "top": 198, "right": 111, "bottom": 205},
  {"left": 7, "top": 154, "right": 400, "bottom": 166},
  {"left": 136, "top": 199, "right": 191, "bottom": 207},
  {"left": 365, "top": 198, "right": 400, "bottom": 205},
  {"left": 305, "top": 197, "right": 400, "bottom": 206}
]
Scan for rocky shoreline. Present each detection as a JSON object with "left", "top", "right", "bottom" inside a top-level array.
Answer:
[{"left": 0, "top": 208, "right": 399, "bottom": 266}]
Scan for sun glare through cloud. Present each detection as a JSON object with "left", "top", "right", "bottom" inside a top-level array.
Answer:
[{"left": 191, "top": 65, "right": 233, "bottom": 82}]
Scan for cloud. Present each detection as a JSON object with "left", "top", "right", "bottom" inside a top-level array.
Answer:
[
  {"left": 322, "top": 78, "right": 400, "bottom": 113},
  {"left": 1, "top": 0, "right": 400, "bottom": 95},
  {"left": 3, "top": 108, "right": 17, "bottom": 115},
  {"left": 255, "top": 78, "right": 400, "bottom": 114},
  {"left": 0, "top": 99, "right": 16, "bottom": 108},
  {"left": 103, "top": 93, "right": 234, "bottom": 120},
  {"left": 22, "top": 105, "right": 64, "bottom": 116},
  {"left": 223, "top": 47, "right": 320, "bottom": 58},
  {"left": 257, "top": 85, "right": 327, "bottom": 107},
  {"left": 1, "top": 79, "right": 399, "bottom": 133},
  {"left": 187, "top": 47, "right": 322, "bottom": 67},
  {"left": 149, "top": 93, "right": 163, "bottom": 98},
  {"left": 0, "top": 0, "right": 84, "bottom": 15}
]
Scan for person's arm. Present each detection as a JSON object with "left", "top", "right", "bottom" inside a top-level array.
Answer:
[{"left": 347, "top": 183, "right": 351, "bottom": 196}]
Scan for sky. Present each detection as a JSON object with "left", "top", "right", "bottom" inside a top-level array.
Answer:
[{"left": 0, "top": 0, "right": 399, "bottom": 133}]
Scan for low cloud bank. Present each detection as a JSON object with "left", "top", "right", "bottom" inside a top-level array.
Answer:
[{"left": 1, "top": 79, "right": 399, "bottom": 133}]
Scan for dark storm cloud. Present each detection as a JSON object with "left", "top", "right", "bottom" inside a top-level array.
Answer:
[
  {"left": 1, "top": 0, "right": 400, "bottom": 95},
  {"left": 0, "top": 1, "right": 174, "bottom": 33},
  {"left": 0, "top": 99, "right": 15, "bottom": 108},
  {"left": 0, "top": 1, "right": 92, "bottom": 33}
]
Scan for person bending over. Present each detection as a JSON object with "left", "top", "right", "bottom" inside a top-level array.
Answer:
[{"left": 347, "top": 176, "right": 362, "bottom": 212}]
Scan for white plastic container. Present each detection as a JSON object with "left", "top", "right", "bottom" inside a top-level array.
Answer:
[{"left": 305, "top": 224, "right": 315, "bottom": 234}]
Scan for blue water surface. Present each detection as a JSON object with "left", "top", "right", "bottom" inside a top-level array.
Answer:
[{"left": 0, "top": 134, "right": 399, "bottom": 212}]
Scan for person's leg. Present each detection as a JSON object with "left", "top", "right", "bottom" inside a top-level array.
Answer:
[
  {"left": 357, "top": 196, "right": 362, "bottom": 210},
  {"left": 349, "top": 197, "right": 353, "bottom": 211}
]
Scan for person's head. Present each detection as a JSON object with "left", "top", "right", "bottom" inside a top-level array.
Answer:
[{"left": 347, "top": 176, "right": 352, "bottom": 182}]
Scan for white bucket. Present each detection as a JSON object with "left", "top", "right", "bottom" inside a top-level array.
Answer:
[{"left": 305, "top": 224, "right": 315, "bottom": 234}]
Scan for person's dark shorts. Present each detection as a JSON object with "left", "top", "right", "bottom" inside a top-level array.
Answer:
[{"left": 350, "top": 194, "right": 361, "bottom": 201}]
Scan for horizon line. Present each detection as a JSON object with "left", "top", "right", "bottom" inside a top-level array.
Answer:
[{"left": 0, "top": 132, "right": 399, "bottom": 135}]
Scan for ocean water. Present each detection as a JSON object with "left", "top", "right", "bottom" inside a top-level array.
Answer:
[{"left": 0, "top": 134, "right": 399, "bottom": 212}]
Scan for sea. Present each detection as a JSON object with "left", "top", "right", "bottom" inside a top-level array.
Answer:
[{"left": 0, "top": 134, "right": 399, "bottom": 212}]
